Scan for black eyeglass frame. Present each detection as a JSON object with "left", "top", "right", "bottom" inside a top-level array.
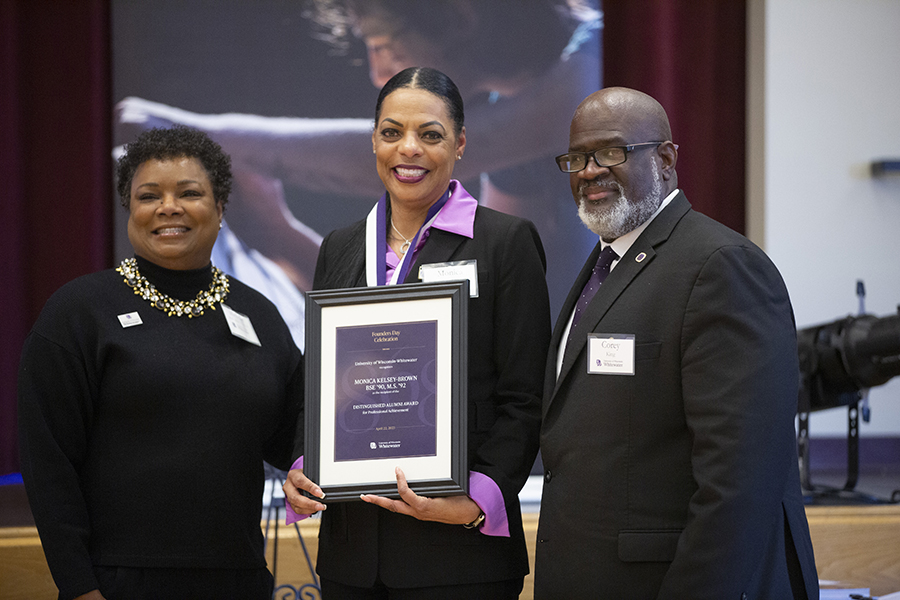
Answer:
[{"left": 555, "top": 141, "right": 669, "bottom": 173}]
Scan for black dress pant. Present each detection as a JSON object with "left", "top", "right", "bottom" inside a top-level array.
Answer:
[
  {"left": 89, "top": 565, "right": 274, "bottom": 600},
  {"left": 320, "top": 576, "right": 523, "bottom": 600}
]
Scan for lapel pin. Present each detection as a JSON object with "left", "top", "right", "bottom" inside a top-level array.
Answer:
[
  {"left": 635, "top": 252, "right": 647, "bottom": 263},
  {"left": 117, "top": 312, "right": 143, "bottom": 328}
]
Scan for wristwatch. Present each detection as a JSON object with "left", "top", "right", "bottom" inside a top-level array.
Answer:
[{"left": 463, "top": 510, "right": 486, "bottom": 529}]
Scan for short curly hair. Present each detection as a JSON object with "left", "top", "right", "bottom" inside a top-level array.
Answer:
[{"left": 116, "top": 125, "right": 232, "bottom": 211}]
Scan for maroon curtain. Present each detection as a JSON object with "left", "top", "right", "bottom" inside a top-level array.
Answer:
[
  {"left": 0, "top": 0, "right": 112, "bottom": 475},
  {"left": 603, "top": 0, "right": 746, "bottom": 233},
  {"left": 0, "top": 0, "right": 744, "bottom": 475}
]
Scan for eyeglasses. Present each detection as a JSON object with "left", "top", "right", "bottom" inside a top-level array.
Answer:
[{"left": 555, "top": 142, "right": 667, "bottom": 173}]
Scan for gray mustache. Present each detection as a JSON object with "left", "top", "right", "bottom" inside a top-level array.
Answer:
[{"left": 579, "top": 181, "right": 620, "bottom": 193}]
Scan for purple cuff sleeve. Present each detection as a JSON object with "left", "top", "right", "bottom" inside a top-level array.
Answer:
[
  {"left": 469, "top": 471, "right": 509, "bottom": 537},
  {"left": 284, "top": 456, "right": 306, "bottom": 525}
]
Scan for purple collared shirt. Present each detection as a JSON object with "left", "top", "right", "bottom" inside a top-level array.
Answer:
[{"left": 385, "top": 180, "right": 477, "bottom": 281}]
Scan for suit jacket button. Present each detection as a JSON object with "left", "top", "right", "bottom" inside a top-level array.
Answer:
[
  {"left": 740, "top": 594, "right": 747, "bottom": 600},
  {"left": 544, "top": 470, "right": 552, "bottom": 482}
]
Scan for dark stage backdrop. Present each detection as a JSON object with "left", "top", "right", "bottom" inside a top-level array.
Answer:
[
  {"left": 602, "top": 0, "right": 747, "bottom": 234},
  {"left": 1, "top": 0, "right": 746, "bottom": 475},
  {"left": 1, "top": 0, "right": 112, "bottom": 476}
]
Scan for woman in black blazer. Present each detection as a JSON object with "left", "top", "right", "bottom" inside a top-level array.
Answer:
[{"left": 283, "top": 67, "right": 551, "bottom": 599}]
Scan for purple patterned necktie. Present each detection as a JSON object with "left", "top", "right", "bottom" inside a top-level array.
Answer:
[{"left": 571, "top": 245, "right": 618, "bottom": 330}]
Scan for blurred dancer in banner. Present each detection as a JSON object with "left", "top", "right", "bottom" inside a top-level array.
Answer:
[{"left": 115, "top": 0, "right": 601, "bottom": 330}]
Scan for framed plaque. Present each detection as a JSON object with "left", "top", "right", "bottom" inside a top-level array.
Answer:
[{"left": 304, "top": 280, "right": 468, "bottom": 502}]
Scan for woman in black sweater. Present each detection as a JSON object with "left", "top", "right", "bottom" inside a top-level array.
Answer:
[{"left": 17, "top": 126, "right": 303, "bottom": 600}]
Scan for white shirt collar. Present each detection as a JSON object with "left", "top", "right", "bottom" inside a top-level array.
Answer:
[{"left": 601, "top": 188, "right": 679, "bottom": 267}]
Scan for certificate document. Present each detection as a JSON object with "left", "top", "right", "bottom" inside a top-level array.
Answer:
[
  {"left": 333, "top": 320, "right": 437, "bottom": 462},
  {"left": 305, "top": 281, "right": 467, "bottom": 501}
]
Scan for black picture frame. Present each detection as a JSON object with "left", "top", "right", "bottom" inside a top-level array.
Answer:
[{"left": 304, "top": 281, "right": 468, "bottom": 502}]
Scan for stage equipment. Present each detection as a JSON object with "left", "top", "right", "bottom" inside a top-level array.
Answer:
[{"left": 797, "top": 286, "right": 900, "bottom": 503}]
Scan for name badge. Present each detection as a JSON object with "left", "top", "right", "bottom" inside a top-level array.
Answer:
[
  {"left": 587, "top": 334, "right": 635, "bottom": 375},
  {"left": 221, "top": 303, "right": 261, "bottom": 346},
  {"left": 418, "top": 260, "right": 478, "bottom": 297},
  {"left": 117, "top": 312, "right": 143, "bottom": 328}
]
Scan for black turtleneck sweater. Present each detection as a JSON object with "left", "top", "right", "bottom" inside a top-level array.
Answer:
[{"left": 17, "top": 257, "right": 304, "bottom": 600}]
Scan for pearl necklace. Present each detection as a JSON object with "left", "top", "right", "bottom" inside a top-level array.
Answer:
[
  {"left": 390, "top": 218, "right": 413, "bottom": 255},
  {"left": 116, "top": 258, "right": 229, "bottom": 318}
]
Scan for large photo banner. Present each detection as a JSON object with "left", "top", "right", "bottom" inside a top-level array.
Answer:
[{"left": 112, "top": 0, "right": 603, "bottom": 345}]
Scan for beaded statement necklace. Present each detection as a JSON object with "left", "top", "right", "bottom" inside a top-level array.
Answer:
[{"left": 116, "top": 258, "right": 229, "bottom": 318}]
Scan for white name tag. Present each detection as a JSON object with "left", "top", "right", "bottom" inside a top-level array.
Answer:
[
  {"left": 221, "top": 303, "right": 261, "bottom": 346},
  {"left": 419, "top": 260, "right": 478, "bottom": 297},
  {"left": 117, "top": 312, "right": 143, "bottom": 328},
  {"left": 587, "top": 334, "right": 635, "bottom": 375}
]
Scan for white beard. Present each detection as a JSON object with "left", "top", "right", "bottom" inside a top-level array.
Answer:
[{"left": 577, "top": 161, "right": 663, "bottom": 242}]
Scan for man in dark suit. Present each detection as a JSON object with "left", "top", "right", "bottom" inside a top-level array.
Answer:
[{"left": 533, "top": 87, "right": 819, "bottom": 599}]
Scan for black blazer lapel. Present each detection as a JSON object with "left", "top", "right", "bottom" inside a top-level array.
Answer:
[{"left": 402, "top": 228, "right": 468, "bottom": 284}]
